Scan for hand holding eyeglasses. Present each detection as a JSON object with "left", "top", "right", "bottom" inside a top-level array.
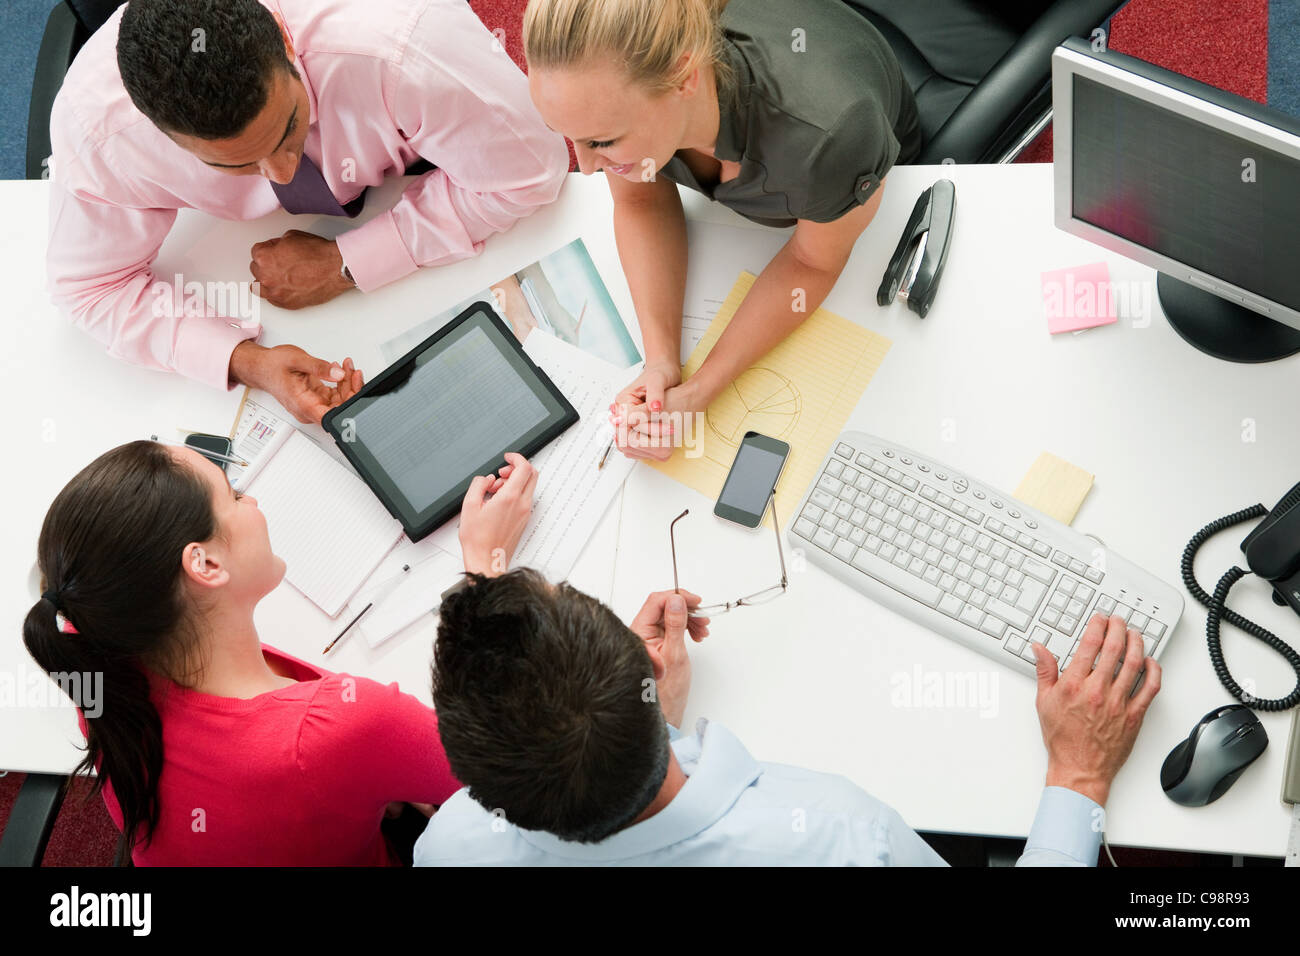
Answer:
[{"left": 629, "top": 589, "right": 711, "bottom": 728}]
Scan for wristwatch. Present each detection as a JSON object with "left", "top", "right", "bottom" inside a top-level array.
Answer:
[{"left": 340, "top": 261, "right": 355, "bottom": 286}]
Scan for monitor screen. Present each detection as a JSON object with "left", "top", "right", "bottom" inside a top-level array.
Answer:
[{"left": 1071, "top": 74, "right": 1300, "bottom": 312}]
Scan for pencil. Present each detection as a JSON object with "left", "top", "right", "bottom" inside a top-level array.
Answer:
[
  {"left": 323, "top": 603, "right": 371, "bottom": 654},
  {"left": 150, "top": 436, "right": 250, "bottom": 468},
  {"left": 597, "top": 439, "right": 615, "bottom": 470}
]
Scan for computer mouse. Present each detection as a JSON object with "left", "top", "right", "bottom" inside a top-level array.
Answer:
[{"left": 1160, "top": 704, "right": 1268, "bottom": 807}]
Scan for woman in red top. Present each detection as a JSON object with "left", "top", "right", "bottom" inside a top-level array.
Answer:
[{"left": 22, "top": 439, "right": 537, "bottom": 865}]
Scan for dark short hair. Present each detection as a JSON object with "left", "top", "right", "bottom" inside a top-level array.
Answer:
[
  {"left": 117, "top": 0, "right": 297, "bottom": 139},
  {"left": 433, "top": 570, "right": 671, "bottom": 843}
]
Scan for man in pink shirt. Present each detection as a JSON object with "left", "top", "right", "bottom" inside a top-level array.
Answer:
[{"left": 47, "top": 0, "right": 569, "bottom": 423}]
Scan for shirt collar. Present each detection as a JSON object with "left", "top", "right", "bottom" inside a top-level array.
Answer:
[
  {"left": 712, "top": 40, "right": 750, "bottom": 163},
  {"left": 262, "top": 0, "right": 318, "bottom": 127},
  {"left": 515, "top": 720, "right": 762, "bottom": 861}
]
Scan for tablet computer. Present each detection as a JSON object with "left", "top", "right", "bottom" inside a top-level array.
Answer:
[{"left": 322, "top": 301, "right": 578, "bottom": 541}]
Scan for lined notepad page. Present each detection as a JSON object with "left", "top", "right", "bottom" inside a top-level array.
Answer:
[{"left": 245, "top": 429, "right": 404, "bottom": 617}]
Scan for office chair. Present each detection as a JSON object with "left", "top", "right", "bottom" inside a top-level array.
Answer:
[
  {"left": 0, "top": 773, "right": 67, "bottom": 867},
  {"left": 845, "top": 0, "right": 1127, "bottom": 163},
  {"left": 26, "top": 0, "right": 126, "bottom": 180}
]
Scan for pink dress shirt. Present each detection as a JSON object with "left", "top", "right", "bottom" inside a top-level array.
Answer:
[{"left": 46, "top": 0, "right": 569, "bottom": 390}]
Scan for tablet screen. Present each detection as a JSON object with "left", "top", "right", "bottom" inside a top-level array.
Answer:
[{"left": 323, "top": 304, "right": 577, "bottom": 539}]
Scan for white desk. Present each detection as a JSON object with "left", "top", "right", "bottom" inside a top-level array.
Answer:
[{"left": 4, "top": 165, "right": 1299, "bottom": 859}]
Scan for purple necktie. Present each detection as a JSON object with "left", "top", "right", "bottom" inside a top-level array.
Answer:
[{"left": 270, "top": 153, "right": 365, "bottom": 217}]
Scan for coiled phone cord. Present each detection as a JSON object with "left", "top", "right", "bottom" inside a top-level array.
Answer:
[{"left": 1181, "top": 505, "right": 1300, "bottom": 712}]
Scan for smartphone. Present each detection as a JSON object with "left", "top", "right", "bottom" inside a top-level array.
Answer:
[
  {"left": 714, "top": 431, "right": 790, "bottom": 529},
  {"left": 184, "top": 432, "right": 234, "bottom": 472}
]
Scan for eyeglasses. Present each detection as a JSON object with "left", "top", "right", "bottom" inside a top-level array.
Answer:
[{"left": 669, "top": 497, "right": 788, "bottom": 617}]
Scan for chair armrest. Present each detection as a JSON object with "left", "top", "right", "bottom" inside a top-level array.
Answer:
[
  {"left": 26, "top": 2, "right": 80, "bottom": 180},
  {"left": 0, "top": 773, "right": 69, "bottom": 867},
  {"left": 919, "top": 0, "right": 1123, "bottom": 164}
]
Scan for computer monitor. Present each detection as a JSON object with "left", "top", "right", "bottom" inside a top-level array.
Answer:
[{"left": 1052, "top": 36, "right": 1300, "bottom": 363}]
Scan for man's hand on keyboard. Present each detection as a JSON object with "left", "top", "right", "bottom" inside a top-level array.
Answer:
[{"left": 1031, "top": 613, "right": 1163, "bottom": 807}]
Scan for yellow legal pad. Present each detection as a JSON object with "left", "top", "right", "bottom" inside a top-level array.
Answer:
[
  {"left": 1013, "top": 452, "right": 1095, "bottom": 525},
  {"left": 651, "top": 271, "right": 891, "bottom": 521}
]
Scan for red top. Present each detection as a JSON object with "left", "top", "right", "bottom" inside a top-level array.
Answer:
[{"left": 83, "top": 645, "right": 459, "bottom": 865}]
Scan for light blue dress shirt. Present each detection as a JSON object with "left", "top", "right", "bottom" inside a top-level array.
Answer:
[{"left": 414, "top": 719, "right": 1102, "bottom": 867}]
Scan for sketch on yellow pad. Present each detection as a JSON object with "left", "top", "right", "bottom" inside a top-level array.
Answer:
[{"left": 651, "top": 271, "right": 891, "bottom": 521}]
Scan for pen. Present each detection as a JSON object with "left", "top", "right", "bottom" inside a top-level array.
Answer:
[
  {"left": 597, "top": 439, "right": 614, "bottom": 470},
  {"left": 322, "top": 563, "right": 412, "bottom": 654},
  {"left": 149, "top": 436, "right": 250, "bottom": 469}
]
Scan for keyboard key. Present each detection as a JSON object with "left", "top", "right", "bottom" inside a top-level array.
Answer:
[
  {"left": 971, "top": 570, "right": 989, "bottom": 590},
  {"left": 836, "top": 443, "right": 853, "bottom": 459},
  {"left": 1114, "top": 603, "right": 1133, "bottom": 622},
  {"left": 818, "top": 474, "right": 843, "bottom": 496},
  {"left": 819, "top": 512, "right": 837, "bottom": 530},
  {"left": 985, "top": 598, "right": 1031, "bottom": 631},
  {"left": 1143, "top": 636, "right": 1157, "bottom": 657},
  {"left": 1057, "top": 614, "right": 1079, "bottom": 634},
  {"left": 980, "top": 617, "right": 1007, "bottom": 640},
  {"left": 943, "top": 538, "right": 961, "bottom": 557},
  {"left": 885, "top": 490, "right": 903, "bottom": 507},
  {"left": 954, "top": 582, "right": 973, "bottom": 600},
  {"left": 1096, "top": 595, "right": 1116, "bottom": 615},
  {"left": 856, "top": 474, "right": 874, "bottom": 492},
  {"left": 938, "top": 594, "right": 964, "bottom": 618},
  {"left": 803, "top": 504, "right": 825, "bottom": 523},
  {"left": 1006, "top": 551, "right": 1024, "bottom": 569},
  {"left": 856, "top": 453, "right": 874, "bottom": 468},
  {"left": 924, "top": 546, "right": 942, "bottom": 564},
  {"left": 1001, "top": 585, "right": 1021, "bottom": 604},
  {"left": 885, "top": 507, "right": 902, "bottom": 525},
  {"left": 939, "top": 573, "right": 956, "bottom": 591},
  {"left": 899, "top": 515, "right": 917, "bottom": 533},
  {"left": 1129, "top": 612, "right": 1149, "bottom": 631},
  {"left": 956, "top": 562, "right": 973, "bottom": 581},
  {"left": 936, "top": 493, "right": 953, "bottom": 509},
  {"left": 923, "top": 567, "right": 942, "bottom": 585},
  {"left": 1005, "top": 636, "right": 1027, "bottom": 656},
  {"left": 871, "top": 461, "right": 889, "bottom": 477},
  {"left": 849, "top": 528, "right": 867, "bottom": 546},
  {"left": 959, "top": 605, "right": 984, "bottom": 628},
  {"left": 1041, "top": 608, "right": 1061, "bottom": 627},
  {"left": 1046, "top": 631, "right": 1074, "bottom": 656},
  {"left": 990, "top": 542, "right": 1008, "bottom": 561},
  {"left": 834, "top": 500, "right": 852, "bottom": 518},
  {"left": 887, "top": 468, "right": 904, "bottom": 483},
  {"left": 1068, "top": 559, "right": 1087, "bottom": 576},
  {"left": 1032, "top": 541, "right": 1052, "bottom": 558},
  {"left": 1007, "top": 508, "right": 1021, "bottom": 519},
  {"left": 973, "top": 554, "right": 991, "bottom": 572},
  {"left": 967, "top": 510, "right": 985, "bottom": 524},
  {"left": 893, "top": 549, "right": 911, "bottom": 569},
  {"left": 879, "top": 526, "right": 897, "bottom": 544},
  {"left": 939, "top": 555, "right": 957, "bottom": 573},
  {"left": 920, "top": 485, "right": 937, "bottom": 501},
  {"left": 813, "top": 528, "right": 836, "bottom": 551},
  {"left": 864, "top": 535, "right": 882, "bottom": 553},
  {"left": 909, "top": 539, "right": 927, "bottom": 559},
  {"left": 1031, "top": 626, "right": 1052, "bottom": 646},
  {"left": 848, "top": 548, "right": 943, "bottom": 607},
  {"left": 975, "top": 534, "right": 993, "bottom": 552},
  {"left": 812, "top": 489, "right": 836, "bottom": 510},
  {"left": 990, "top": 561, "right": 1008, "bottom": 581},
  {"left": 835, "top": 519, "right": 852, "bottom": 537},
  {"left": 1015, "top": 580, "right": 1047, "bottom": 615},
  {"left": 1049, "top": 591, "right": 1067, "bottom": 610},
  {"left": 878, "top": 543, "right": 897, "bottom": 561},
  {"left": 1085, "top": 566, "right": 1104, "bottom": 584},
  {"left": 851, "top": 508, "right": 868, "bottom": 526},
  {"left": 1145, "top": 620, "right": 1165, "bottom": 639},
  {"left": 1051, "top": 550, "right": 1070, "bottom": 568},
  {"left": 1022, "top": 558, "right": 1055, "bottom": 584},
  {"left": 900, "top": 476, "right": 919, "bottom": 492},
  {"left": 1058, "top": 577, "right": 1077, "bottom": 597},
  {"left": 794, "top": 518, "right": 817, "bottom": 539},
  {"left": 951, "top": 502, "right": 968, "bottom": 518},
  {"left": 1066, "top": 599, "right": 1085, "bottom": 618},
  {"left": 968, "top": 591, "right": 988, "bottom": 610},
  {"left": 1075, "top": 584, "right": 1094, "bottom": 603},
  {"left": 868, "top": 501, "right": 886, "bottom": 518},
  {"left": 825, "top": 459, "right": 844, "bottom": 478},
  {"left": 959, "top": 527, "right": 977, "bottom": 545},
  {"left": 962, "top": 546, "right": 980, "bottom": 565},
  {"left": 1005, "top": 569, "right": 1024, "bottom": 588},
  {"left": 833, "top": 538, "right": 856, "bottom": 562},
  {"left": 986, "top": 518, "right": 1003, "bottom": 534}
]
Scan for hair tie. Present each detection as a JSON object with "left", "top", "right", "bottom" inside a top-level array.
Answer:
[{"left": 42, "top": 589, "right": 78, "bottom": 634}]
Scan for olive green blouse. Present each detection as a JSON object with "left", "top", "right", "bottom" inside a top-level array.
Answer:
[{"left": 659, "top": 0, "right": 922, "bottom": 228}]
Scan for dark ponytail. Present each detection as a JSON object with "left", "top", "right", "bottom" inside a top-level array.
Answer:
[{"left": 22, "top": 441, "right": 217, "bottom": 864}]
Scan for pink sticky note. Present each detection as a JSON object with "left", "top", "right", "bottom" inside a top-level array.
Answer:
[{"left": 1041, "top": 262, "right": 1119, "bottom": 334}]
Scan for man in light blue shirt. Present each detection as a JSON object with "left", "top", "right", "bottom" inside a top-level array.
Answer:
[{"left": 415, "top": 570, "right": 1160, "bottom": 866}]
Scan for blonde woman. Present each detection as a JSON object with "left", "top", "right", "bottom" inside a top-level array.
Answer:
[{"left": 524, "top": 0, "right": 921, "bottom": 460}]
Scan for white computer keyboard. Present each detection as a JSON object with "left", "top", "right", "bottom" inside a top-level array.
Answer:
[{"left": 789, "top": 431, "right": 1184, "bottom": 678}]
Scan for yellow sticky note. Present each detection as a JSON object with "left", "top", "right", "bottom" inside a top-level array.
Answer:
[
  {"left": 650, "top": 271, "right": 891, "bottom": 521},
  {"left": 1014, "top": 452, "right": 1094, "bottom": 526}
]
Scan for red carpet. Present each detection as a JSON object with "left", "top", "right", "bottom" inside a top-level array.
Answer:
[{"left": 0, "top": 0, "right": 1275, "bottom": 866}]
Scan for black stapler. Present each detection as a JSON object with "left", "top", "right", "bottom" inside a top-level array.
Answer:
[{"left": 876, "top": 179, "right": 956, "bottom": 318}]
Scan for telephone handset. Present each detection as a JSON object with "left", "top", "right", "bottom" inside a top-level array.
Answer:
[{"left": 1183, "top": 482, "right": 1300, "bottom": 711}]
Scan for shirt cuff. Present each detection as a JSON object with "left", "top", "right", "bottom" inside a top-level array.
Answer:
[
  {"left": 1021, "top": 786, "right": 1103, "bottom": 866},
  {"left": 175, "top": 316, "right": 262, "bottom": 391},
  {"left": 335, "top": 210, "right": 419, "bottom": 293}
]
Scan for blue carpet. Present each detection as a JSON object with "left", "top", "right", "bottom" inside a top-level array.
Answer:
[
  {"left": 1271, "top": 0, "right": 1300, "bottom": 116},
  {"left": 1, "top": 0, "right": 61, "bottom": 179}
]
